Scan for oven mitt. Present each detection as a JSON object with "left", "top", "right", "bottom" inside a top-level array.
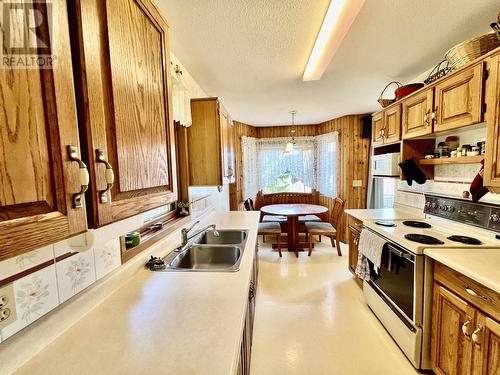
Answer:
[
  {"left": 399, "top": 158, "right": 426, "bottom": 186},
  {"left": 470, "top": 159, "right": 489, "bottom": 202}
]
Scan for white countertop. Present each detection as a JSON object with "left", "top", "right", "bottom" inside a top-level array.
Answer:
[
  {"left": 344, "top": 206, "right": 424, "bottom": 222},
  {"left": 14, "top": 211, "right": 260, "bottom": 375},
  {"left": 425, "top": 248, "right": 500, "bottom": 294}
]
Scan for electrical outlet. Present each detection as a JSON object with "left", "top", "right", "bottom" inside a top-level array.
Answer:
[
  {"left": 352, "top": 180, "right": 363, "bottom": 187},
  {"left": 0, "top": 283, "right": 17, "bottom": 330}
]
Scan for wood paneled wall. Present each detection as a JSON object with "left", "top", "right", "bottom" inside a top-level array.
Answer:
[{"left": 229, "top": 115, "right": 371, "bottom": 242}]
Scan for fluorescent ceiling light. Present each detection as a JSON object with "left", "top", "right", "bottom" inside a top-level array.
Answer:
[{"left": 303, "top": 0, "right": 365, "bottom": 81}]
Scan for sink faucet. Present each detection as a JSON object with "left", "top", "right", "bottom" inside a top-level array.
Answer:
[{"left": 179, "top": 221, "right": 219, "bottom": 251}]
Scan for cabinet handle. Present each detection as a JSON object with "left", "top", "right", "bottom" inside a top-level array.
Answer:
[
  {"left": 462, "top": 318, "right": 473, "bottom": 337},
  {"left": 424, "top": 111, "right": 431, "bottom": 126},
  {"left": 465, "top": 286, "right": 486, "bottom": 300},
  {"left": 431, "top": 109, "right": 437, "bottom": 121},
  {"left": 95, "top": 149, "right": 115, "bottom": 204},
  {"left": 472, "top": 326, "right": 483, "bottom": 346},
  {"left": 67, "top": 145, "right": 89, "bottom": 209}
]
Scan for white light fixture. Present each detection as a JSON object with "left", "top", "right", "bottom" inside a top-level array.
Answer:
[
  {"left": 284, "top": 111, "right": 297, "bottom": 154},
  {"left": 303, "top": 0, "right": 365, "bottom": 81}
]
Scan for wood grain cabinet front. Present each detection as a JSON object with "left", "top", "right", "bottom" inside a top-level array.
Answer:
[
  {"left": 484, "top": 53, "right": 500, "bottom": 191},
  {"left": 432, "top": 263, "right": 500, "bottom": 375},
  {"left": 69, "top": 0, "right": 177, "bottom": 227},
  {"left": 189, "top": 98, "right": 235, "bottom": 186},
  {"left": 383, "top": 104, "right": 402, "bottom": 143},
  {"left": 402, "top": 89, "right": 434, "bottom": 139},
  {"left": 371, "top": 111, "right": 385, "bottom": 146},
  {"left": 433, "top": 63, "right": 485, "bottom": 132},
  {"left": 0, "top": 0, "right": 87, "bottom": 261}
]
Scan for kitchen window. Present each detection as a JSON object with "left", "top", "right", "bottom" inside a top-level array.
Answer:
[{"left": 242, "top": 132, "right": 338, "bottom": 199}]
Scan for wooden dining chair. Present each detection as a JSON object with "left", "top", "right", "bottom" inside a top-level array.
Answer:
[
  {"left": 244, "top": 198, "right": 284, "bottom": 251},
  {"left": 305, "top": 198, "right": 345, "bottom": 256}
]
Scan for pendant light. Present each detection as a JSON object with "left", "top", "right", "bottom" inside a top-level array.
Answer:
[{"left": 284, "top": 110, "right": 297, "bottom": 154}]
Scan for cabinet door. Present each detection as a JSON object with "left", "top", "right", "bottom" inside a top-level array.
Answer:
[
  {"left": 432, "top": 284, "right": 475, "bottom": 375},
  {"left": 434, "top": 63, "right": 485, "bottom": 132},
  {"left": 348, "top": 227, "right": 360, "bottom": 273},
  {"left": 71, "top": 0, "right": 177, "bottom": 227},
  {"left": 484, "top": 54, "right": 500, "bottom": 190},
  {"left": 402, "top": 89, "right": 433, "bottom": 139},
  {"left": 0, "top": 0, "right": 87, "bottom": 260},
  {"left": 384, "top": 104, "right": 401, "bottom": 143},
  {"left": 372, "top": 111, "right": 384, "bottom": 145},
  {"left": 472, "top": 313, "right": 500, "bottom": 375}
]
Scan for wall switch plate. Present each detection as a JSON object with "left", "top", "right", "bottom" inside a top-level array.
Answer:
[
  {"left": 352, "top": 180, "right": 363, "bottom": 187},
  {"left": 0, "top": 283, "right": 17, "bottom": 330}
]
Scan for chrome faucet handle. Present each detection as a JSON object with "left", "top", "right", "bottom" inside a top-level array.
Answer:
[{"left": 212, "top": 227, "right": 220, "bottom": 237}]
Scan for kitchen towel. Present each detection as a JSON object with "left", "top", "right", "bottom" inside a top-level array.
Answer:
[
  {"left": 358, "top": 228, "right": 386, "bottom": 268},
  {"left": 355, "top": 252, "right": 370, "bottom": 281}
]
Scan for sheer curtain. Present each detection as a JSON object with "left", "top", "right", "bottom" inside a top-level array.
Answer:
[
  {"left": 241, "top": 136, "right": 259, "bottom": 200},
  {"left": 258, "top": 137, "right": 315, "bottom": 194},
  {"left": 315, "top": 131, "right": 339, "bottom": 198},
  {"left": 241, "top": 132, "right": 339, "bottom": 199}
]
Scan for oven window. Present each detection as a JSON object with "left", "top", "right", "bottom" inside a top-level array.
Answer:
[{"left": 369, "top": 245, "right": 414, "bottom": 321}]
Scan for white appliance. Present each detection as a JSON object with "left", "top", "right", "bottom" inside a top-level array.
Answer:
[
  {"left": 360, "top": 193, "right": 500, "bottom": 370},
  {"left": 371, "top": 152, "right": 400, "bottom": 176}
]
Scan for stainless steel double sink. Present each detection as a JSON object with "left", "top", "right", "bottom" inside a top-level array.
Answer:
[{"left": 162, "top": 230, "right": 249, "bottom": 272}]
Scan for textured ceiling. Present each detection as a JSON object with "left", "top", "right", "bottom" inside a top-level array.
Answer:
[{"left": 157, "top": 0, "right": 499, "bottom": 126}]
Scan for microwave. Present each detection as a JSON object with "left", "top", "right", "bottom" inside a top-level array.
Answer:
[{"left": 372, "top": 152, "right": 400, "bottom": 176}]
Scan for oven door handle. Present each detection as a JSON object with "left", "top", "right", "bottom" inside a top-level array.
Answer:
[{"left": 386, "top": 244, "right": 415, "bottom": 263}]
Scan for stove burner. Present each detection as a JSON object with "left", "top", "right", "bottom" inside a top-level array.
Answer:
[
  {"left": 402, "top": 220, "right": 432, "bottom": 228},
  {"left": 146, "top": 256, "right": 167, "bottom": 271},
  {"left": 447, "top": 235, "right": 482, "bottom": 245},
  {"left": 375, "top": 221, "right": 396, "bottom": 227},
  {"left": 405, "top": 233, "right": 444, "bottom": 245}
]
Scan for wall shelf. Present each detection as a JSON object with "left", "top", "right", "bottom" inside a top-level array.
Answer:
[{"left": 418, "top": 155, "right": 483, "bottom": 165}]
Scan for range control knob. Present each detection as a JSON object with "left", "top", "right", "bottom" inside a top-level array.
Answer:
[
  {"left": 490, "top": 214, "right": 500, "bottom": 223},
  {"left": 446, "top": 206, "right": 455, "bottom": 212},
  {"left": 425, "top": 202, "right": 432, "bottom": 209},
  {"left": 431, "top": 202, "right": 438, "bottom": 209},
  {"left": 439, "top": 205, "right": 445, "bottom": 210}
]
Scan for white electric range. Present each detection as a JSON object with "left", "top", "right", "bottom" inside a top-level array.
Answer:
[{"left": 360, "top": 194, "right": 500, "bottom": 370}]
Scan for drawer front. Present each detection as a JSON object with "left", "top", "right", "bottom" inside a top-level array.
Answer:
[
  {"left": 348, "top": 216, "right": 363, "bottom": 232},
  {"left": 434, "top": 262, "right": 500, "bottom": 320}
]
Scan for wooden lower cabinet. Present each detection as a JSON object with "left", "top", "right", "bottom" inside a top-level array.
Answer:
[
  {"left": 432, "top": 284, "right": 475, "bottom": 375},
  {"left": 237, "top": 247, "right": 258, "bottom": 375},
  {"left": 474, "top": 312, "right": 500, "bottom": 374},
  {"left": 432, "top": 263, "right": 500, "bottom": 375},
  {"left": 348, "top": 226, "right": 360, "bottom": 274}
]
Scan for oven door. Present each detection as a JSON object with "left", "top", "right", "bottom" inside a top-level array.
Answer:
[{"left": 367, "top": 242, "right": 416, "bottom": 327}]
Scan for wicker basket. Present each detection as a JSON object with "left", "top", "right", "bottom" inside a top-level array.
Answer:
[
  {"left": 445, "top": 32, "right": 500, "bottom": 69},
  {"left": 377, "top": 81, "right": 401, "bottom": 108}
]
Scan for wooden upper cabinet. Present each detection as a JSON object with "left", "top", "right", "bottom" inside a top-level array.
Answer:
[
  {"left": 402, "top": 89, "right": 433, "bottom": 139},
  {"left": 432, "top": 284, "right": 475, "bottom": 375},
  {"left": 0, "top": 0, "right": 87, "bottom": 260},
  {"left": 189, "top": 98, "right": 234, "bottom": 186},
  {"left": 70, "top": 0, "right": 177, "bottom": 227},
  {"left": 384, "top": 103, "right": 402, "bottom": 143},
  {"left": 433, "top": 63, "right": 485, "bottom": 132},
  {"left": 483, "top": 53, "right": 500, "bottom": 191},
  {"left": 371, "top": 111, "right": 384, "bottom": 145}
]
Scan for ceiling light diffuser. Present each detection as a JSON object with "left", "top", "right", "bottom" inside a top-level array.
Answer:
[{"left": 303, "top": 0, "right": 365, "bottom": 81}]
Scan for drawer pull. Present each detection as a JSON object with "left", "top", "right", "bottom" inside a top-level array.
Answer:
[
  {"left": 465, "top": 286, "right": 485, "bottom": 299},
  {"left": 462, "top": 318, "right": 473, "bottom": 337},
  {"left": 472, "top": 326, "right": 482, "bottom": 346}
]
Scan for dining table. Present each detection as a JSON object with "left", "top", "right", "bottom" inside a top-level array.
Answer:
[{"left": 260, "top": 203, "right": 329, "bottom": 253}]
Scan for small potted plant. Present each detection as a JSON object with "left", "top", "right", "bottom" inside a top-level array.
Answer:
[{"left": 177, "top": 201, "right": 189, "bottom": 216}]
